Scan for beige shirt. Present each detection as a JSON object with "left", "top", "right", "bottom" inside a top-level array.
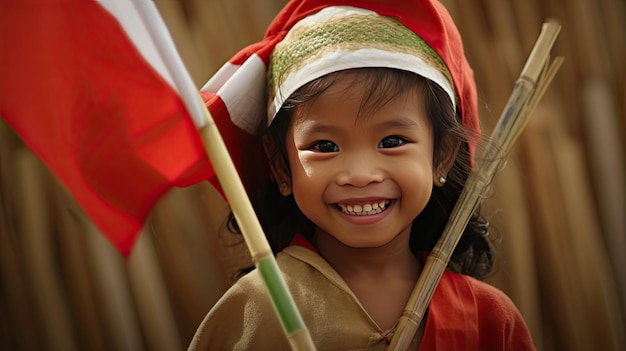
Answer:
[{"left": 188, "top": 244, "right": 535, "bottom": 350}]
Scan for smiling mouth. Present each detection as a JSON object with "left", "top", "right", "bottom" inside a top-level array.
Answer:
[{"left": 336, "top": 200, "right": 391, "bottom": 216}]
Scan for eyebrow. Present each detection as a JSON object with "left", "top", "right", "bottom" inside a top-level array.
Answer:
[
  {"left": 293, "top": 116, "right": 422, "bottom": 138},
  {"left": 293, "top": 119, "right": 341, "bottom": 137},
  {"left": 373, "top": 117, "right": 421, "bottom": 130}
]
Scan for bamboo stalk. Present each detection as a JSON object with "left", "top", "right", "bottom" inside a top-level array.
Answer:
[
  {"left": 50, "top": 177, "right": 107, "bottom": 349},
  {"left": 149, "top": 186, "right": 230, "bottom": 343},
  {"left": 0, "top": 137, "right": 43, "bottom": 350},
  {"left": 484, "top": 150, "right": 543, "bottom": 347},
  {"left": 154, "top": 0, "right": 205, "bottom": 87},
  {"left": 485, "top": 0, "right": 523, "bottom": 80},
  {"left": 126, "top": 229, "right": 182, "bottom": 351},
  {"left": 134, "top": 2, "right": 315, "bottom": 349},
  {"left": 479, "top": 1, "right": 544, "bottom": 342},
  {"left": 13, "top": 150, "right": 78, "bottom": 351},
  {"left": 198, "top": 112, "right": 315, "bottom": 350},
  {"left": 453, "top": 0, "right": 511, "bottom": 110},
  {"left": 83, "top": 221, "right": 146, "bottom": 350},
  {"left": 520, "top": 122, "right": 592, "bottom": 350},
  {"left": 550, "top": 129, "right": 626, "bottom": 350},
  {"left": 188, "top": 182, "right": 251, "bottom": 287},
  {"left": 388, "top": 21, "right": 563, "bottom": 350},
  {"left": 581, "top": 77, "right": 626, "bottom": 324}
]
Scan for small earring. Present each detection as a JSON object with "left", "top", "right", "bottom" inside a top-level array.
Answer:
[
  {"left": 439, "top": 176, "right": 447, "bottom": 185},
  {"left": 279, "top": 182, "right": 290, "bottom": 195}
]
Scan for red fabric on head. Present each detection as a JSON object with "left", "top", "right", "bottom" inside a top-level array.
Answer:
[
  {"left": 221, "top": 0, "right": 478, "bottom": 159},
  {"left": 203, "top": 0, "right": 479, "bottom": 204}
]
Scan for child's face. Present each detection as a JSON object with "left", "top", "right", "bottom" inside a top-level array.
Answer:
[{"left": 283, "top": 74, "right": 436, "bottom": 248}]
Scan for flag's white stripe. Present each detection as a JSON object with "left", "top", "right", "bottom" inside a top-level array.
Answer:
[
  {"left": 96, "top": 0, "right": 206, "bottom": 128},
  {"left": 130, "top": 0, "right": 207, "bottom": 128},
  {"left": 95, "top": 0, "right": 170, "bottom": 84}
]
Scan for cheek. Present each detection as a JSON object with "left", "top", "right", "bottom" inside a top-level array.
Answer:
[
  {"left": 287, "top": 151, "right": 319, "bottom": 200},
  {"left": 290, "top": 160, "right": 326, "bottom": 198},
  {"left": 293, "top": 156, "right": 316, "bottom": 178},
  {"left": 397, "top": 159, "right": 435, "bottom": 203},
  {"left": 286, "top": 147, "right": 311, "bottom": 182}
]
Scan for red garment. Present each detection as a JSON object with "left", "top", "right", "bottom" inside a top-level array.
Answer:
[
  {"left": 421, "top": 269, "right": 537, "bottom": 350},
  {"left": 294, "top": 235, "right": 537, "bottom": 350}
]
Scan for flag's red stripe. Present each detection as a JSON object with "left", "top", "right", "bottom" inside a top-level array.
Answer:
[{"left": 0, "top": 0, "right": 212, "bottom": 256}]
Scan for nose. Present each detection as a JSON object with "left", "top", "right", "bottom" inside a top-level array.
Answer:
[{"left": 335, "top": 153, "right": 385, "bottom": 187}]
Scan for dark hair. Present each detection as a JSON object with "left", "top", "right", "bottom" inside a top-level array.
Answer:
[{"left": 230, "top": 67, "right": 495, "bottom": 280}]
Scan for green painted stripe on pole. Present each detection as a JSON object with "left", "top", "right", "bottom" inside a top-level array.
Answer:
[{"left": 257, "top": 255, "right": 305, "bottom": 334}]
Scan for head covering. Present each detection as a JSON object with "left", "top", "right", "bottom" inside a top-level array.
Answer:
[
  {"left": 200, "top": 0, "right": 478, "bottom": 194},
  {"left": 267, "top": 6, "right": 457, "bottom": 120}
]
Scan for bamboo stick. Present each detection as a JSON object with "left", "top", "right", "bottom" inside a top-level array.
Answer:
[
  {"left": 198, "top": 111, "right": 315, "bottom": 350},
  {"left": 0, "top": 135, "right": 43, "bottom": 350},
  {"left": 479, "top": 2, "right": 544, "bottom": 344},
  {"left": 444, "top": 10, "right": 543, "bottom": 341},
  {"left": 483, "top": 150, "right": 543, "bottom": 347},
  {"left": 149, "top": 186, "right": 230, "bottom": 343},
  {"left": 126, "top": 229, "right": 182, "bottom": 351},
  {"left": 563, "top": 0, "right": 626, "bottom": 325},
  {"left": 519, "top": 122, "right": 593, "bottom": 351},
  {"left": 388, "top": 21, "right": 563, "bottom": 350},
  {"left": 154, "top": 0, "right": 206, "bottom": 87},
  {"left": 581, "top": 77, "right": 626, "bottom": 323},
  {"left": 13, "top": 150, "right": 78, "bottom": 350},
  {"left": 550, "top": 129, "right": 626, "bottom": 350},
  {"left": 188, "top": 182, "right": 252, "bottom": 287},
  {"left": 484, "top": 0, "right": 523, "bottom": 81},
  {"left": 540, "top": 0, "right": 582, "bottom": 139},
  {"left": 243, "top": 0, "right": 286, "bottom": 38},
  {"left": 510, "top": 0, "right": 543, "bottom": 50},
  {"left": 452, "top": 0, "right": 511, "bottom": 111},
  {"left": 49, "top": 177, "right": 107, "bottom": 349},
  {"left": 83, "top": 221, "right": 146, "bottom": 350},
  {"left": 597, "top": 0, "right": 626, "bottom": 124},
  {"left": 134, "top": 2, "right": 315, "bottom": 348},
  {"left": 570, "top": 0, "right": 612, "bottom": 76},
  {"left": 216, "top": 0, "right": 257, "bottom": 46},
  {"left": 187, "top": 0, "right": 241, "bottom": 66}
]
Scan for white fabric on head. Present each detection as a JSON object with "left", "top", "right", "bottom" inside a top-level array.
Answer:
[{"left": 268, "top": 6, "right": 456, "bottom": 125}]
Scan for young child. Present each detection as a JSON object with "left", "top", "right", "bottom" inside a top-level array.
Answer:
[{"left": 190, "top": 0, "right": 536, "bottom": 350}]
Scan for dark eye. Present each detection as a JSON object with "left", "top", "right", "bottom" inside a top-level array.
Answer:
[
  {"left": 311, "top": 140, "right": 339, "bottom": 152},
  {"left": 378, "top": 136, "right": 406, "bottom": 148}
]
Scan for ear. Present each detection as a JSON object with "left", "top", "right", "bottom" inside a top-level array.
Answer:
[
  {"left": 262, "top": 135, "right": 292, "bottom": 196},
  {"left": 433, "top": 137, "right": 461, "bottom": 187}
]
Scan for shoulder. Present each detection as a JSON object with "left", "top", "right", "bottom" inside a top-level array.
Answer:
[
  {"left": 188, "top": 268, "right": 289, "bottom": 350},
  {"left": 435, "top": 271, "right": 537, "bottom": 350},
  {"left": 453, "top": 273, "right": 525, "bottom": 326},
  {"left": 190, "top": 246, "right": 388, "bottom": 350},
  {"left": 449, "top": 272, "right": 516, "bottom": 311}
]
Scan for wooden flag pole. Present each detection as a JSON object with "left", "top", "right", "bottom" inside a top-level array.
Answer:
[
  {"left": 388, "top": 21, "right": 563, "bottom": 350},
  {"left": 133, "top": 1, "right": 315, "bottom": 349},
  {"left": 198, "top": 107, "right": 316, "bottom": 351}
]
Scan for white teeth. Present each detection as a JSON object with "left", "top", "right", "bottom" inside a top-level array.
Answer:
[{"left": 338, "top": 201, "right": 390, "bottom": 215}]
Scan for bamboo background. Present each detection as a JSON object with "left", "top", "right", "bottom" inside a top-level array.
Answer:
[{"left": 1, "top": 0, "right": 624, "bottom": 350}]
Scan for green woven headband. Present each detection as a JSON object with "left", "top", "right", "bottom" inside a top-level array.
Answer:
[{"left": 267, "top": 6, "right": 456, "bottom": 121}]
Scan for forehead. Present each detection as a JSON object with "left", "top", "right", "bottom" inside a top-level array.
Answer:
[{"left": 290, "top": 70, "right": 429, "bottom": 128}]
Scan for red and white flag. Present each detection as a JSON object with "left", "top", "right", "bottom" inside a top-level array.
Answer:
[{"left": 0, "top": 0, "right": 218, "bottom": 256}]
